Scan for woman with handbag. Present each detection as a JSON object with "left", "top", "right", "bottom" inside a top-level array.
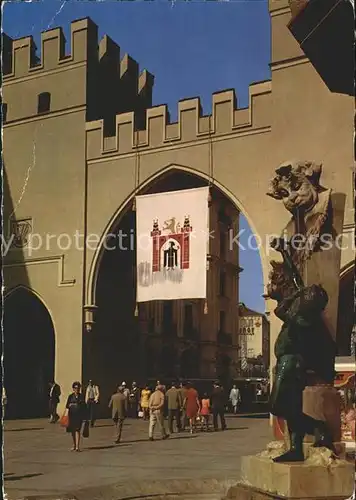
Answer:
[
  {"left": 65, "top": 381, "right": 87, "bottom": 452},
  {"left": 140, "top": 384, "right": 152, "bottom": 421}
]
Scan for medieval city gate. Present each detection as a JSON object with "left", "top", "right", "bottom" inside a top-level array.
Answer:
[{"left": 2, "top": 4, "right": 354, "bottom": 413}]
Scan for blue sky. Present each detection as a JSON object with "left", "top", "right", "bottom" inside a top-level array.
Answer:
[{"left": 3, "top": 0, "right": 270, "bottom": 312}]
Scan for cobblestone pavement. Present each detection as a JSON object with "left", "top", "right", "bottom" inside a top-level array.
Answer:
[{"left": 4, "top": 414, "right": 271, "bottom": 500}]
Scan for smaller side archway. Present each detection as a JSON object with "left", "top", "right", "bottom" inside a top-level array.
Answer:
[{"left": 3, "top": 286, "right": 56, "bottom": 419}]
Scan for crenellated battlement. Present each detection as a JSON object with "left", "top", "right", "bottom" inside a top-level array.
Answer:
[
  {"left": 3, "top": 19, "right": 99, "bottom": 79},
  {"left": 86, "top": 80, "right": 272, "bottom": 160},
  {"left": 3, "top": 18, "right": 154, "bottom": 128},
  {"left": 3, "top": 18, "right": 270, "bottom": 155}
]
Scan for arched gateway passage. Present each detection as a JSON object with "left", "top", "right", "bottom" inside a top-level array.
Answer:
[
  {"left": 86, "top": 168, "right": 265, "bottom": 408},
  {"left": 3, "top": 287, "right": 55, "bottom": 419}
]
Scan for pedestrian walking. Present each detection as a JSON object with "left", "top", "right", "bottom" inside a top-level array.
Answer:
[
  {"left": 156, "top": 380, "right": 166, "bottom": 392},
  {"left": 121, "top": 382, "right": 130, "bottom": 400},
  {"left": 166, "top": 381, "right": 182, "bottom": 434},
  {"left": 109, "top": 385, "right": 128, "bottom": 444},
  {"left": 211, "top": 382, "right": 227, "bottom": 431},
  {"left": 184, "top": 382, "right": 200, "bottom": 434},
  {"left": 178, "top": 381, "right": 188, "bottom": 431},
  {"left": 200, "top": 393, "right": 211, "bottom": 431},
  {"left": 229, "top": 384, "right": 241, "bottom": 414},
  {"left": 256, "top": 383, "right": 263, "bottom": 402},
  {"left": 65, "top": 382, "right": 88, "bottom": 452},
  {"left": 85, "top": 380, "right": 100, "bottom": 427},
  {"left": 48, "top": 381, "right": 61, "bottom": 423},
  {"left": 128, "top": 381, "right": 140, "bottom": 418},
  {"left": 148, "top": 385, "right": 169, "bottom": 441},
  {"left": 140, "top": 384, "right": 152, "bottom": 420}
]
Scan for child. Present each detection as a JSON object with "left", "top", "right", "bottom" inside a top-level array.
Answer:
[{"left": 200, "top": 393, "right": 211, "bottom": 431}]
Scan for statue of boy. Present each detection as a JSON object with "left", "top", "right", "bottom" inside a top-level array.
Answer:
[{"left": 267, "top": 260, "right": 337, "bottom": 462}]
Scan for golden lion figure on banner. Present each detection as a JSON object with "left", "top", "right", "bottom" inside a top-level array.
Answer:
[{"left": 162, "top": 217, "right": 177, "bottom": 234}]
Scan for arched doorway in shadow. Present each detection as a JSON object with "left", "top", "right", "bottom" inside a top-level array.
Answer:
[
  {"left": 3, "top": 287, "right": 55, "bottom": 419},
  {"left": 337, "top": 266, "right": 354, "bottom": 355}
]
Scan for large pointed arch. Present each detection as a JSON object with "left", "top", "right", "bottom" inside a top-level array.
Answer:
[
  {"left": 3, "top": 285, "right": 56, "bottom": 418},
  {"left": 84, "top": 165, "right": 267, "bottom": 410},
  {"left": 86, "top": 163, "right": 267, "bottom": 307}
]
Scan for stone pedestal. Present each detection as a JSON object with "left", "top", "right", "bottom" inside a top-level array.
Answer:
[
  {"left": 225, "top": 482, "right": 353, "bottom": 500},
  {"left": 230, "top": 452, "right": 354, "bottom": 499}
]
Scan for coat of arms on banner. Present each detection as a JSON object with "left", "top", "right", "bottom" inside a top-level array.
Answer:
[
  {"left": 135, "top": 186, "right": 209, "bottom": 302},
  {"left": 151, "top": 215, "right": 192, "bottom": 272}
]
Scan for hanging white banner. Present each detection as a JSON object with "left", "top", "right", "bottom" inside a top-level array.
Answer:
[{"left": 136, "top": 187, "right": 209, "bottom": 302}]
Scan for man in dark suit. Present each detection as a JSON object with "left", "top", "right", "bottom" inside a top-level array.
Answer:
[
  {"left": 109, "top": 386, "right": 128, "bottom": 444},
  {"left": 48, "top": 381, "right": 61, "bottom": 423},
  {"left": 178, "top": 381, "right": 188, "bottom": 431},
  {"left": 166, "top": 381, "right": 182, "bottom": 434},
  {"left": 210, "top": 382, "right": 227, "bottom": 431}
]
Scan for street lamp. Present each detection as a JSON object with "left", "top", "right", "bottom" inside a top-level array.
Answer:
[{"left": 83, "top": 304, "right": 97, "bottom": 332}]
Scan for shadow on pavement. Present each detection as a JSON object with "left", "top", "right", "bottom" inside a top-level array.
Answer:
[
  {"left": 232, "top": 414, "right": 269, "bottom": 419},
  {"left": 4, "top": 473, "right": 43, "bottom": 481},
  {"left": 222, "top": 427, "right": 249, "bottom": 431},
  {"left": 5, "top": 427, "right": 45, "bottom": 432},
  {"left": 120, "top": 495, "right": 187, "bottom": 500},
  {"left": 86, "top": 444, "right": 131, "bottom": 450},
  {"left": 92, "top": 424, "right": 116, "bottom": 428},
  {"left": 123, "top": 435, "right": 198, "bottom": 444}
]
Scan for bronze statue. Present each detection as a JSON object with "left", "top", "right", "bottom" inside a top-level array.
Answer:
[{"left": 267, "top": 238, "right": 337, "bottom": 462}]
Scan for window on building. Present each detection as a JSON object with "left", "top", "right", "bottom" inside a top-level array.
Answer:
[
  {"left": 219, "top": 271, "right": 226, "bottom": 296},
  {"left": 163, "top": 301, "right": 173, "bottom": 334},
  {"left": 148, "top": 317, "right": 155, "bottom": 334},
  {"left": 37, "top": 92, "right": 51, "bottom": 114},
  {"left": 219, "top": 230, "right": 226, "bottom": 259},
  {"left": 3, "top": 103, "right": 7, "bottom": 122},
  {"left": 184, "top": 304, "right": 193, "bottom": 333},
  {"left": 219, "top": 311, "right": 226, "bottom": 333},
  {"left": 218, "top": 206, "right": 225, "bottom": 223}
]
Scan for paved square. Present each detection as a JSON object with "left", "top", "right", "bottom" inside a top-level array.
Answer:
[{"left": 4, "top": 414, "right": 271, "bottom": 499}]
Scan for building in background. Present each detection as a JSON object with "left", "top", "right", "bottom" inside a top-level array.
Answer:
[{"left": 238, "top": 303, "right": 270, "bottom": 379}]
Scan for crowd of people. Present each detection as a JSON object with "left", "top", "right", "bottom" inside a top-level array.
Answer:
[{"left": 48, "top": 379, "right": 243, "bottom": 451}]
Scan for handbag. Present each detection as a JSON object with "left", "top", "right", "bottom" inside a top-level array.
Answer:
[
  {"left": 138, "top": 410, "right": 144, "bottom": 418},
  {"left": 59, "top": 411, "right": 69, "bottom": 428},
  {"left": 82, "top": 420, "right": 90, "bottom": 438}
]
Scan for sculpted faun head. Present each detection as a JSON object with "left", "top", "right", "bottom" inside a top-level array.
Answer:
[{"left": 267, "top": 160, "right": 323, "bottom": 214}]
